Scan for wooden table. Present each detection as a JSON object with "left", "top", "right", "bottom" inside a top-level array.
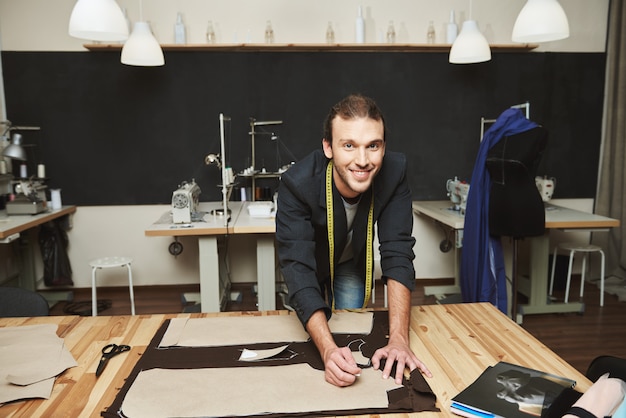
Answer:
[
  {"left": 145, "top": 201, "right": 277, "bottom": 312},
  {"left": 413, "top": 200, "right": 620, "bottom": 321},
  {"left": 0, "top": 303, "right": 591, "bottom": 417},
  {"left": 0, "top": 206, "right": 77, "bottom": 290}
]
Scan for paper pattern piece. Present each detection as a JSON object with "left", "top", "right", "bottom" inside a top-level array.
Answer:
[
  {"left": 328, "top": 311, "right": 374, "bottom": 334},
  {"left": 239, "top": 345, "right": 290, "bottom": 361},
  {"left": 159, "top": 312, "right": 373, "bottom": 347},
  {"left": 0, "top": 324, "right": 77, "bottom": 404},
  {"left": 121, "top": 364, "right": 401, "bottom": 417}
]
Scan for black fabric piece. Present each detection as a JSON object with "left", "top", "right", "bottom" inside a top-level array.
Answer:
[
  {"left": 543, "top": 387, "right": 583, "bottom": 417},
  {"left": 101, "top": 312, "right": 438, "bottom": 417},
  {"left": 387, "top": 368, "right": 440, "bottom": 412},
  {"left": 566, "top": 406, "right": 599, "bottom": 418},
  {"left": 586, "top": 355, "right": 626, "bottom": 382},
  {"left": 38, "top": 217, "right": 73, "bottom": 287},
  {"left": 485, "top": 127, "right": 548, "bottom": 238}
]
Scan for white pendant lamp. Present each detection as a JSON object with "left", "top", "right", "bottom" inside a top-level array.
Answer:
[
  {"left": 68, "top": 0, "right": 129, "bottom": 42},
  {"left": 512, "top": 0, "right": 570, "bottom": 43},
  {"left": 449, "top": 20, "right": 491, "bottom": 64},
  {"left": 449, "top": 0, "right": 491, "bottom": 65},
  {"left": 121, "top": 1, "right": 164, "bottom": 66}
]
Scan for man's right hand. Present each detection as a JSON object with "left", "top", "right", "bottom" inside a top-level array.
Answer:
[
  {"left": 322, "top": 345, "right": 363, "bottom": 387},
  {"left": 306, "top": 310, "right": 362, "bottom": 387}
]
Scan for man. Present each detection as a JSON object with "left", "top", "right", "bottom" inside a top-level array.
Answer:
[{"left": 276, "top": 94, "right": 431, "bottom": 387}]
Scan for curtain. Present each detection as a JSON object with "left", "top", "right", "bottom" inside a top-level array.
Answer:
[{"left": 593, "top": 0, "right": 626, "bottom": 279}]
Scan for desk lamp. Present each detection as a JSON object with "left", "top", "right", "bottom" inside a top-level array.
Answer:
[
  {"left": 1, "top": 123, "right": 42, "bottom": 162},
  {"left": 2, "top": 133, "right": 26, "bottom": 161}
]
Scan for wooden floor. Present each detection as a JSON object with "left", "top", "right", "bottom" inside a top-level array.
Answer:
[{"left": 45, "top": 277, "right": 626, "bottom": 376}]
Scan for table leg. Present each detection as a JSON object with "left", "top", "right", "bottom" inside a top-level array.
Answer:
[
  {"left": 198, "top": 236, "right": 222, "bottom": 312},
  {"left": 424, "top": 228, "right": 462, "bottom": 299},
  {"left": 518, "top": 233, "right": 584, "bottom": 320},
  {"left": 255, "top": 234, "right": 276, "bottom": 311}
]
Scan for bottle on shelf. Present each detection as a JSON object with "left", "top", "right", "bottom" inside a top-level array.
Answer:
[
  {"left": 355, "top": 6, "right": 365, "bottom": 43},
  {"left": 206, "top": 21, "right": 216, "bottom": 43},
  {"left": 446, "top": 10, "right": 458, "bottom": 44},
  {"left": 386, "top": 21, "right": 396, "bottom": 44},
  {"left": 326, "top": 21, "right": 335, "bottom": 44},
  {"left": 174, "top": 12, "right": 186, "bottom": 44},
  {"left": 426, "top": 20, "right": 436, "bottom": 44},
  {"left": 264, "top": 20, "right": 274, "bottom": 44}
]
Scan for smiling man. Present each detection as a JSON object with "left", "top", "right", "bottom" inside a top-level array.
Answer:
[{"left": 276, "top": 94, "right": 431, "bottom": 387}]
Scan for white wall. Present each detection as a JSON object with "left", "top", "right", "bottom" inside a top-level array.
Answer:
[
  {"left": 0, "top": 0, "right": 611, "bottom": 289},
  {"left": 0, "top": 0, "right": 609, "bottom": 52}
]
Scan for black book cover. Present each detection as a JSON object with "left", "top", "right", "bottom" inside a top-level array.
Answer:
[{"left": 451, "top": 361, "right": 576, "bottom": 418}]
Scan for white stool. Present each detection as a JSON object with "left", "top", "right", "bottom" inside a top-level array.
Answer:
[
  {"left": 549, "top": 243, "right": 605, "bottom": 307},
  {"left": 90, "top": 256, "right": 135, "bottom": 316}
]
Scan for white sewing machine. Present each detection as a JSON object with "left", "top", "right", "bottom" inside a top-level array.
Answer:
[
  {"left": 446, "top": 177, "right": 470, "bottom": 214},
  {"left": 6, "top": 179, "right": 47, "bottom": 215},
  {"left": 171, "top": 180, "right": 201, "bottom": 224}
]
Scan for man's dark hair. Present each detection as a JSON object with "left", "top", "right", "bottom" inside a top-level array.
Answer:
[{"left": 323, "top": 94, "right": 386, "bottom": 144}]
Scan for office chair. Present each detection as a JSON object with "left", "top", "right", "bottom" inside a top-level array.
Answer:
[{"left": 0, "top": 287, "right": 50, "bottom": 317}]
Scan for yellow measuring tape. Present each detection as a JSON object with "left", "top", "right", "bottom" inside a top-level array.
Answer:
[{"left": 325, "top": 161, "right": 374, "bottom": 311}]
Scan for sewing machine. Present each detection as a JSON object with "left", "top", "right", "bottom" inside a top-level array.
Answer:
[
  {"left": 446, "top": 177, "right": 470, "bottom": 214},
  {"left": 6, "top": 179, "right": 47, "bottom": 215},
  {"left": 171, "top": 180, "right": 201, "bottom": 224}
]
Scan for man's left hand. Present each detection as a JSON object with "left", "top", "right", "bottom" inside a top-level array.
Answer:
[{"left": 371, "top": 337, "right": 432, "bottom": 384}]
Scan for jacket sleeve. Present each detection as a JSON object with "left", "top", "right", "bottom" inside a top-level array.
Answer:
[
  {"left": 276, "top": 168, "right": 331, "bottom": 328},
  {"left": 376, "top": 153, "right": 416, "bottom": 291}
]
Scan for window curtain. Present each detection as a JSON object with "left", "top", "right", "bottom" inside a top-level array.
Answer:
[{"left": 593, "top": 0, "right": 626, "bottom": 279}]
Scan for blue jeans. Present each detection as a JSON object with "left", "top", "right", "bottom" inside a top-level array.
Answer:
[{"left": 330, "top": 260, "right": 365, "bottom": 309}]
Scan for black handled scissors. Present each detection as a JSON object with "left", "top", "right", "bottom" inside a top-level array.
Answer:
[{"left": 96, "top": 343, "right": 131, "bottom": 377}]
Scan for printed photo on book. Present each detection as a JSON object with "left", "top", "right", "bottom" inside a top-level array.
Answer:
[{"left": 452, "top": 361, "right": 576, "bottom": 418}]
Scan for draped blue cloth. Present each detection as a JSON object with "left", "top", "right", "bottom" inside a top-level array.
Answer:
[{"left": 460, "top": 108, "right": 538, "bottom": 314}]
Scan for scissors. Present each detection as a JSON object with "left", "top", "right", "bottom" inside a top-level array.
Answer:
[{"left": 96, "top": 343, "right": 131, "bottom": 377}]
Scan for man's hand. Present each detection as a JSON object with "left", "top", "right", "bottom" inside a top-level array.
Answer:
[
  {"left": 371, "top": 279, "right": 433, "bottom": 384},
  {"left": 371, "top": 336, "right": 432, "bottom": 384},
  {"left": 306, "top": 310, "right": 362, "bottom": 387},
  {"left": 321, "top": 345, "right": 363, "bottom": 387}
]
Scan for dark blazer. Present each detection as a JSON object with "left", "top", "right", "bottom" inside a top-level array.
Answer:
[{"left": 276, "top": 148, "right": 416, "bottom": 327}]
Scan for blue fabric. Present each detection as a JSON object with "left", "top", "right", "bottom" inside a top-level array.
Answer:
[{"left": 460, "top": 108, "right": 538, "bottom": 313}]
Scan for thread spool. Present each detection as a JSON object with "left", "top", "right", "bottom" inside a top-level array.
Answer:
[
  {"left": 37, "top": 164, "right": 46, "bottom": 178},
  {"left": 50, "top": 189, "right": 62, "bottom": 210},
  {"left": 0, "top": 160, "right": 6, "bottom": 174},
  {"left": 20, "top": 164, "right": 27, "bottom": 178}
]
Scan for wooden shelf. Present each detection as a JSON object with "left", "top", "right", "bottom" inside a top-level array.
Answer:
[{"left": 84, "top": 43, "right": 538, "bottom": 53}]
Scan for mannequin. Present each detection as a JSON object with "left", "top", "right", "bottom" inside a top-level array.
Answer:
[
  {"left": 486, "top": 126, "right": 548, "bottom": 238},
  {"left": 485, "top": 126, "right": 548, "bottom": 319}
]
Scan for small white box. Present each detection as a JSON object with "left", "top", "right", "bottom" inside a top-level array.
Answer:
[{"left": 247, "top": 202, "right": 274, "bottom": 218}]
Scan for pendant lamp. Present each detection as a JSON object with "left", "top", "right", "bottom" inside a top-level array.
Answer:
[
  {"left": 68, "top": 0, "right": 129, "bottom": 42},
  {"left": 121, "top": 1, "right": 164, "bottom": 66},
  {"left": 449, "top": 1, "right": 491, "bottom": 64},
  {"left": 512, "top": 0, "right": 570, "bottom": 43}
]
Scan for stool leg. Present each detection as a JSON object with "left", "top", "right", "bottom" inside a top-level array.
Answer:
[
  {"left": 599, "top": 250, "right": 605, "bottom": 307},
  {"left": 549, "top": 246, "right": 558, "bottom": 296},
  {"left": 126, "top": 263, "right": 135, "bottom": 315},
  {"left": 580, "top": 254, "right": 587, "bottom": 300},
  {"left": 91, "top": 267, "right": 98, "bottom": 317},
  {"left": 564, "top": 250, "right": 575, "bottom": 303}
]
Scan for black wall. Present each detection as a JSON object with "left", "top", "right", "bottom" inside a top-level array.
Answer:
[{"left": 2, "top": 50, "right": 605, "bottom": 205}]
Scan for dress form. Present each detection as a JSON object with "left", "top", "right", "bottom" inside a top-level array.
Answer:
[{"left": 485, "top": 127, "right": 548, "bottom": 238}]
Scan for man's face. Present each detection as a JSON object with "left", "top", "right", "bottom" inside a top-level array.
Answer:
[{"left": 322, "top": 116, "right": 385, "bottom": 200}]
